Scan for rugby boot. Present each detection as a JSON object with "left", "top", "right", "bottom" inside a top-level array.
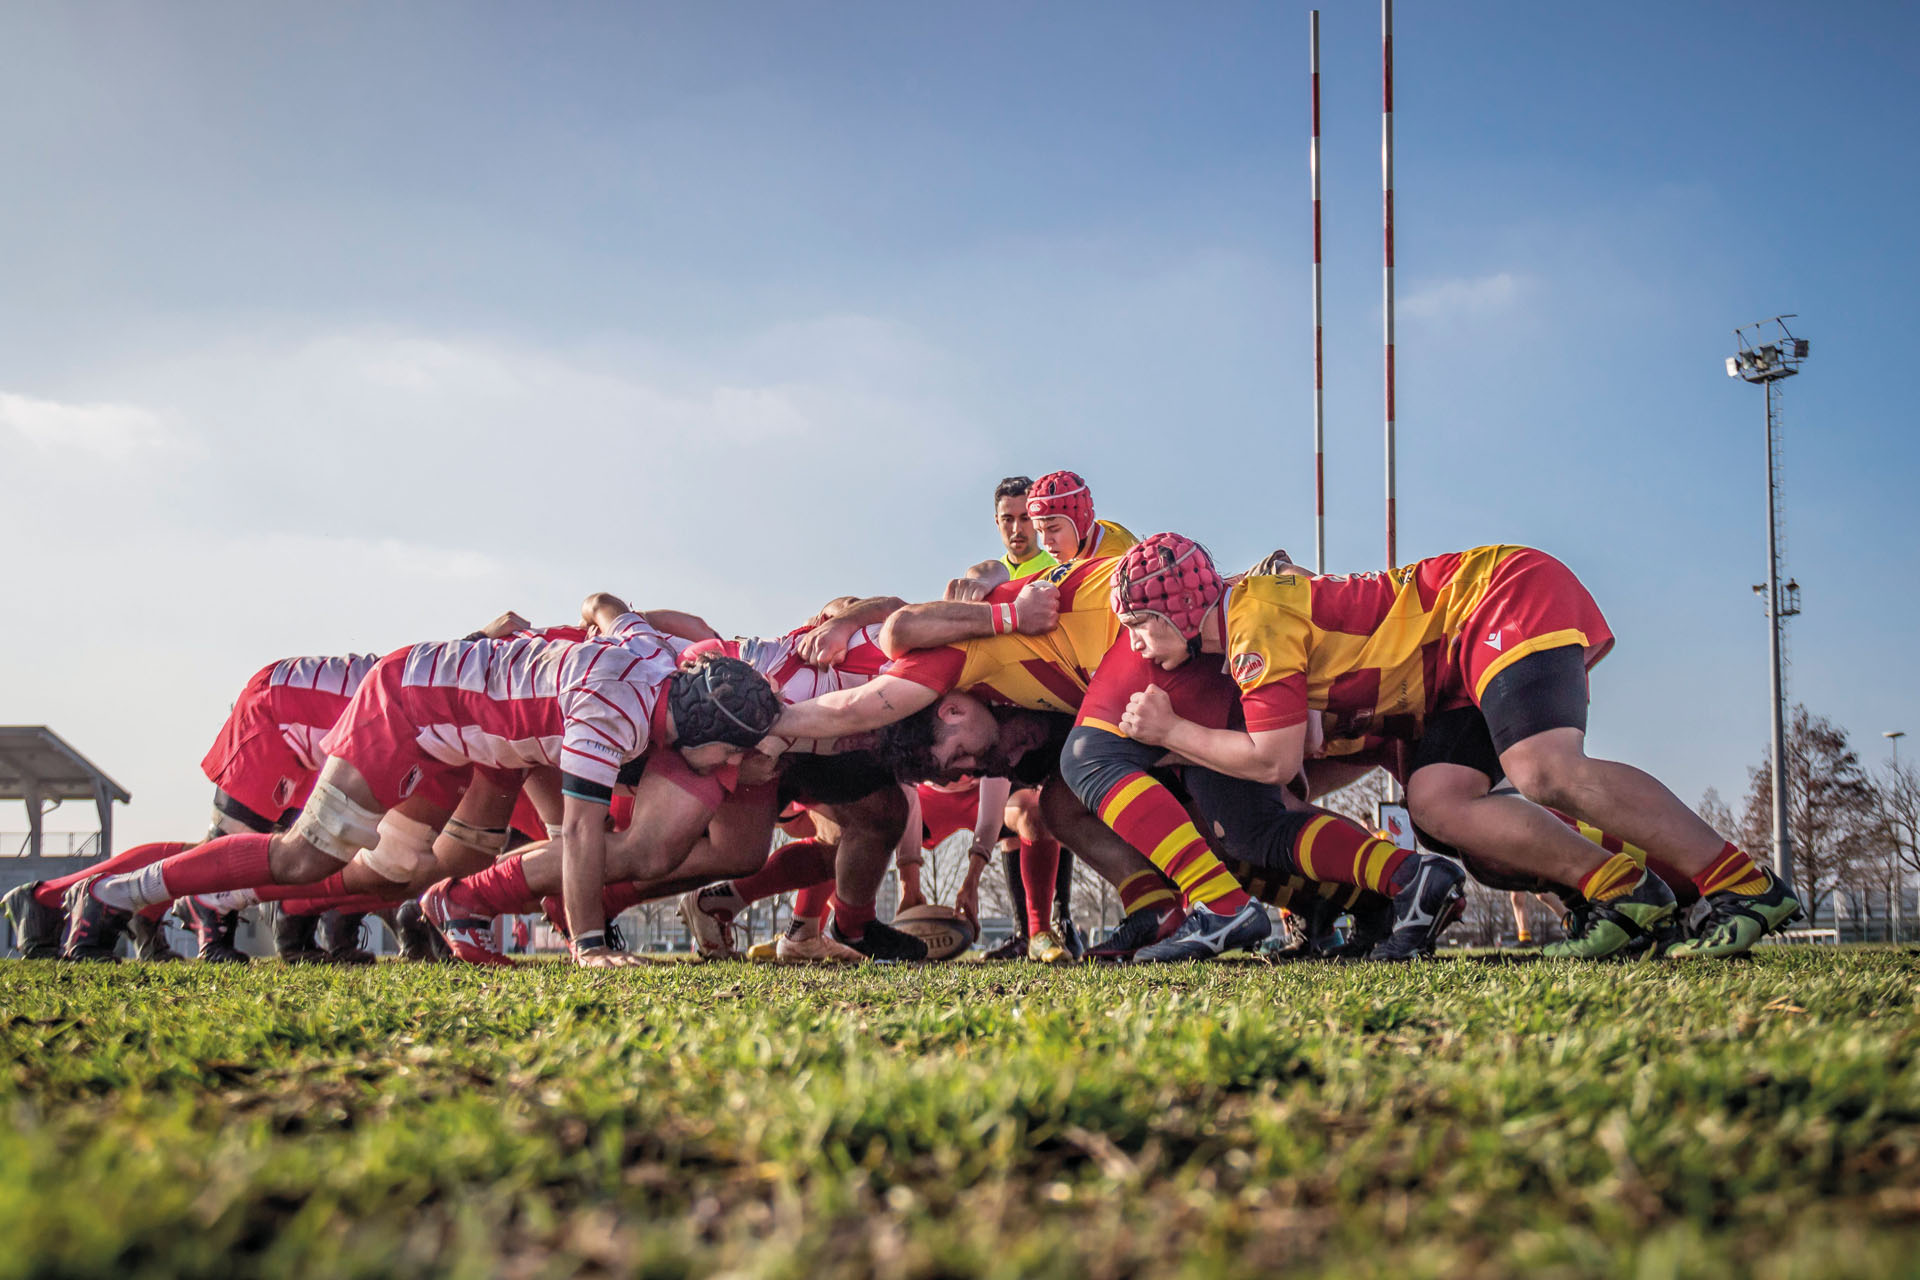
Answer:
[
  {"left": 272, "top": 909, "right": 330, "bottom": 964},
  {"left": 3, "top": 881, "right": 65, "bottom": 958},
  {"left": 394, "top": 899, "right": 439, "bottom": 962},
  {"left": 318, "top": 911, "right": 377, "bottom": 965},
  {"left": 1027, "top": 930, "right": 1071, "bottom": 964},
  {"left": 604, "top": 919, "right": 629, "bottom": 954},
  {"left": 1668, "top": 870, "right": 1801, "bottom": 959},
  {"left": 1556, "top": 891, "right": 1592, "bottom": 944},
  {"left": 982, "top": 933, "right": 1030, "bottom": 961},
  {"left": 776, "top": 917, "right": 865, "bottom": 964},
  {"left": 1370, "top": 854, "right": 1469, "bottom": 962},
  {"left": 1134, "top": 898, "right": 1272, "bottom": 963},
  {"left": 1542, "top": 871, "right": 1679, "bottom": 960},
  {"left": 746, "top": 938, "right": 780, "bottom": 962},
  {"left": 178, "top": 896, "right": 250, "bottom": 963},
  {"left": 829, "top": 915, "right": 928, "bottom": 962},
  {"left": 1086, "top": 902, "right": 1187, "bottom": 962},
  {"left": 420, "top": 882, "right": 512, "bottom": 967},
  {"left": 1055, "top": 910, "right": 1086, "bottom": 960},
  {"left": 679, "top": 882, "right": 745, "bottom": 959},
  {"left": 128, "top": 913, "right": 184, "bottom": 962},
  {"left": 61, "top": 879, "right": 131, "bottom": 961}
]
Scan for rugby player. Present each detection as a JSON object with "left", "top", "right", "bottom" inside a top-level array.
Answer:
[
  {"left": 74, "top": 609, "right": 779, "bottom": 968},
  {"left": 1107, "top": 534, "right": 1799, "bottom": 959}
]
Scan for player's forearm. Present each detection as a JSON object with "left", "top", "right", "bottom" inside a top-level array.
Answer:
[
  {"left": 829, "top": 595, "right": 906, "bottom": 630},
  {"left": 1160, "top": 719, "right": 1302, "bottom": 788},
  {"left": 774, "top": 677, "right": 934, "bottom": 738},
  {"left": 560, "top": 812, "right": 610, "bottom": 942},
  {"left": 878, "top": 600, "right": 995, "bottom": 657},
  {"left": 972, "top": 777, "right": 1013, "bottom": 849},
  {"left": 640, "top": 609, "right": 720, "bottom": 642}
]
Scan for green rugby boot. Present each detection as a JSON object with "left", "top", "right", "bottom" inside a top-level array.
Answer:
[
  {"left": 1542, "top": 871, "right": 1677, "bottom": 959},
  {"left": 1667, "top": 870, "right": 1800, "bottom": 959}
]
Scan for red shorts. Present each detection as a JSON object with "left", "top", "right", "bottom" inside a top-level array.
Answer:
[
  {"left": 201, "top": 666, "right": 321, "bottom": 821},
  {"left": 316, "top": 649, "right": 472, "bottom": 813},
  {"left": 918, "top": 781, "right": 984, "bottom": 847},
  {"left": 1452, "top": 549, "right": 1614, "bottom": 704},
  {"left": 1075, "top": 635, "right": 1240, "bottom": 736}
]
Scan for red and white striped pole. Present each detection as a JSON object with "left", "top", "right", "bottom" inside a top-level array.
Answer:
[
  {"left": 1310, "top": 9, "right": 1325, "bottom": 574},
  {"left": 1381, "top": 0, "right": 1397, "bottom": 568}
]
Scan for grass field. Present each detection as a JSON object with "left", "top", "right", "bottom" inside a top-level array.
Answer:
[{"left": 4, "top": 950, "right": 1919, "bottom": 1279}]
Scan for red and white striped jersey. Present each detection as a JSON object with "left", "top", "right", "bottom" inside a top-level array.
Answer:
[
  {"left": 397, "top": 613, "right": 680, "bottom": 789},
  {"left": 732, "top": 624, "right": 891, "bottom": 702},
  {"left": 265, "top": 653, "right": 381, "bottom": 770}
]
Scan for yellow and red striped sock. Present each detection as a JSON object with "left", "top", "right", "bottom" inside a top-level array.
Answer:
[
  {"left": 1694, "top": 842, "right": 1770, "bottom": 897},
  {"left": 1097, "top": 773, "right": 1249, "bottom": 912},
  {"left": 1291, "top": 814, "right": 1409, "bottom": 895},
  {"left": 1577, "top": 851, "right": 1642, "bottom": 903},
  {"left": 1116, "top": 870, "right": 1176, "bottom": 917}
]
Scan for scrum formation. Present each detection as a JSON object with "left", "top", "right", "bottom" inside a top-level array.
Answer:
[{"left": 5, "top": 471, "right": 1801, "bottom": 969}]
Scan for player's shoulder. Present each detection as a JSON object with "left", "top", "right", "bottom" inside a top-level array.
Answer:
[
  {"left": 1232, "top": 573, "right": 1313, "bottom": 611},
  {"left": 1092, "top": 519, "right": 1138, "bottom": 558}
]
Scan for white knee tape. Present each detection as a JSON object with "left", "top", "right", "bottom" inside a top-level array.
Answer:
[
  {"left": 290, "top": 781, "right": 384, "bottom": 862},
  {"left": 361, "top": 812, "right": 439, "bottom": 882},
  {"left": 442, "top": 817, "right": 510, "bottom": 859}
]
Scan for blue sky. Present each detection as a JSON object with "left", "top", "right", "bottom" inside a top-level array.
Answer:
[{"left": 2, "top": 1, "right": 1913, "bottom": 844}]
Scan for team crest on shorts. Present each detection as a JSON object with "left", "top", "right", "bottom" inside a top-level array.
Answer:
[
  {"left": 273, "top": 776, "right": 296, "bottom": 809},
  {"left": 1230, "top": 652, "right": 1266, "bottom": 686},
  {"left": 400, "top": 765, "right": 423, "bottom": 799}
]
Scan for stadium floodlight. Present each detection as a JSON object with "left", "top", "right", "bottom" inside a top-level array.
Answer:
[{"left": 1729, "top": 315, "right": 1810, "bottom": 897}]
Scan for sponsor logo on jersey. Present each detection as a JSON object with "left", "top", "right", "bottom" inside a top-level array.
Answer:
[
  {"left": 1044, "top": 564, "right": 1075, "bottom": 586},
  {"left": 400, "top": 765, "right": 422, "bottom": 799},
  {"left": 1230, "top": 652, "right": 1267, "bottom": 686},
  {"left": 1484, "top": 629, "right": 1504, "bottom": 651},
  {"left": 273, "top": 776, "right": 296, "bottom": 809}
]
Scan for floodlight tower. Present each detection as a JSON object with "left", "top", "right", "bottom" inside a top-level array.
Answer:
[{"left": 1728, "top": 315, "right": 1810, "bottom": 894}]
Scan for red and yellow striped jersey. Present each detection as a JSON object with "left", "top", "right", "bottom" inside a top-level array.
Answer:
[
  {"left": 1083, "top": 519, "right": 1138, "bottom": 562},
  {"left": 1226, "top": 546, "right": 1538, "bottom": 754},
  {"left": 886, "top": 558, "right": 1125, "bottom": 713}
]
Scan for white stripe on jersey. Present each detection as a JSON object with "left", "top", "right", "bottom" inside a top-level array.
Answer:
[
  {"left": 270, "top": 654, "right": 380, "bottom": 770},
  {"left": 269, "top": 653, "right": 380, "bottom": 696},
  {"left": 734, "top": 624, "right": 888, "bottom": 703},
  {"left": 399, "top": 613, "right": 680, "bottom": 789}
]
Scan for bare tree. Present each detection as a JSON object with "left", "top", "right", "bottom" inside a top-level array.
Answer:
[
  {"left": 1317, "top": 767, "right": 1397, "bottom": 829},
  {"left": 1738, "top": 705, "right": 1883, "bottom": 926},
  {"left": 1698, "top": 787, "right": 1738, "bottom": 844}
]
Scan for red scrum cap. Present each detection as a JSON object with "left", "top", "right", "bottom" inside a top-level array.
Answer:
[
  {"left": 1111, "top": 532, "right": 1223, "bottom": 640},
  {"left": 1025, "top": 471, "right": 1095, "bottom": 547}
]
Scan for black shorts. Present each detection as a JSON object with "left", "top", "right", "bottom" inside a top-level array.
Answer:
[
  {"left": 1182, "top": 767, "right": 1322, "bottom": 876},
  {"left": 1478, "top": 644, "right": 1590, "bottom": 754},
  {"left": 779, "top": 751, "right": 897, "bottom": 808},
  {"left": 212, "top": 787, "right": 292, "bottom": 834}
]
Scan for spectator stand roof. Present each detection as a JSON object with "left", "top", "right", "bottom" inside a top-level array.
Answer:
[{"left": 0, "top": 726, "right": 130, "bottom": 863}]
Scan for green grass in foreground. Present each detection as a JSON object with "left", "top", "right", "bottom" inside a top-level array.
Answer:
[{"left": 3, "top": 950, "right": 1919, "bottom": 1279}]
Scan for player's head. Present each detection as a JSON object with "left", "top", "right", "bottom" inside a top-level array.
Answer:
[
  {"left": 665, "top": 652, "right": 783, "bottom": 773},
  {"left": 993, "top": 476, "right": 1038, "bottom": 562},
  {"left": 1247, "top": 548, "right": 1303, "bottom": 577},
  {"left": 877, "top": 694, "right": 1049, "bottom": 782},
  {"left": 1026, "top": 470, "right": 1094, "bottom": 561},
  {"left": 1111, "top": 532, "right": 1224, "bottom": 671}
]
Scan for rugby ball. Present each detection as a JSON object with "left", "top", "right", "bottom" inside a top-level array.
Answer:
[{"left": 891, "top": 904, "right": 977, "bottom": 961}]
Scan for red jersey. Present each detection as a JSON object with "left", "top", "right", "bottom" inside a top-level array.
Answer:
[{"left": 325, "top": 612, "right": 681, "bottom": 795}]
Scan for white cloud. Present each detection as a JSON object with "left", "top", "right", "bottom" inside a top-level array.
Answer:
[
  {"left": 0, "top": 390, "right": 181, "bottom": 460},
  {"left": 1399, "top": 271, "right": 1528, "bottom": 321}
]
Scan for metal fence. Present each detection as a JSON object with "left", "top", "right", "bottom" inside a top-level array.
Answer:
[{"left": 1, "top": 832, "right": 103, "bottom": 859}]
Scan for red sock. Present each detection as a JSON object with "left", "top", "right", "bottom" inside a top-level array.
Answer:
[
  {"left": 792, "top": 882, "right": 832, "bottom": 920},
  {"left": 1096, "top": 773, "right": 1249, "bottom": 912},
  {"left": 156, "top": 833, "right": 276, "bottom": 900},
  {"left": 1290, "top": 814, "right": 1410, "bottom": 895},
  {"left": 1117, "top": 870, "right": 1177, "bottom": 917},
  {"left": 1693, "top": 842, "right": 1770, "bottom": 898},
  {"left": 447, "top": 857, "right": 535, "bottom": 918},
  {"left": 36, "top": 841, "right": 192, "bottom": 908},
  {"left": 730, "top": 839, "right": 837, "bottom": 905},
  {"left": 252, "top": 872, "right": 350, "bottom": 904},
  {"left": 282, "top": 891, "right": 399, "bottom": 917},
  {"left": 1018, "top": 836, "right": 1062, "bottom": 936},
  {"left": 829, "top": 891, "right": 875, "bottom": 939},
  {"left": 137, "top": 902, "right": 172, "bottom": 922}
]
